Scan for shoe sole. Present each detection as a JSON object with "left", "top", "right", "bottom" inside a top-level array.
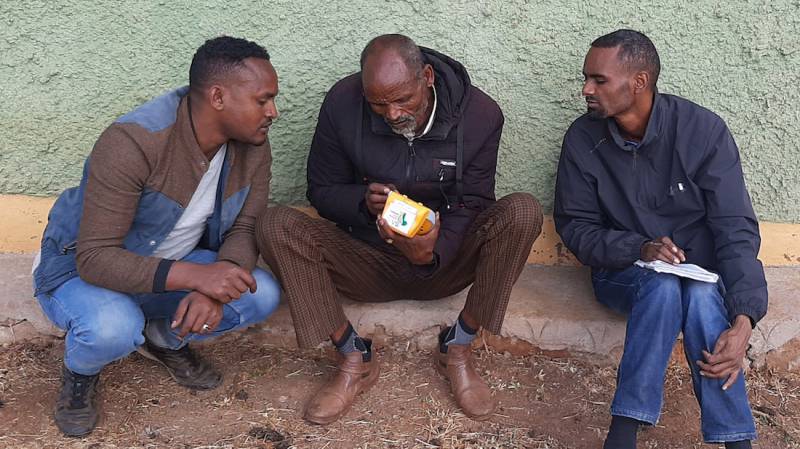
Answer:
[
  {"left": 55, "top": 401, "right": 100, "bottom": 437},
  {"left": 135, "top": 347, "right": 222, "bottom": 391},
  {"left": 304, "top": 363, "right": 381, "bottom": 425},
  {"left": 59, "top": 426, "right": 96, "bottom": 438},
  {"left": 55, "top": 411, "right": 99, "bottom": 438},
  {"left": 434, "top": 357, "right": 494, "bottom": 421}
]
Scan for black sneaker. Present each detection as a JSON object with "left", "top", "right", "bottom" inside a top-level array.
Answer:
[
  {"left": 54, "top": 365, "right": 99, "bottom": 437},
  {"left": 137, "top": 340, "right": 222, "bottom": 390}
]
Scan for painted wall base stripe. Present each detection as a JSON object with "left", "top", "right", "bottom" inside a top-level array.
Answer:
[{"left": 1, "top": 195, "right": 797, "bottom": 266}]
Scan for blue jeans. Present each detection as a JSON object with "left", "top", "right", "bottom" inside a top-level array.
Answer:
[
  {"left": 592, "top": 265, "right": 756, "bottom": 443},
  {"left": 36, "top": 249, "right": 281, "bottom": 376}
]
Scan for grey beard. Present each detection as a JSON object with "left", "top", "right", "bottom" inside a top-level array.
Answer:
[
  {"left": 390, "top": 121, "right": 417, "bottom": 140},
  {"left": 390, "top": 94, "right": 430, "bottom": 140}
]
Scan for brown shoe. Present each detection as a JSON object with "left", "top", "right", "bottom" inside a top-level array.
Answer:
[
  {"left": 304, "top": 339, "right": 380, "bottom": 425},
  {"left": 436, "top": 343, "right": 495, "bottom": 420}
]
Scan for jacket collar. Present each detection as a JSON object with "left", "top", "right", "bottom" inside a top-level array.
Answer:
[
  {"left": 178, "top": 92, "right": 238, "bottom": 171},
  {"left": 607, "top": 91, "right": 663, "bottom": 151}
]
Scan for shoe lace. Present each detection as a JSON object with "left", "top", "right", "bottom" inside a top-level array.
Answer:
[
  {"left": 65, "top": 372, "right": 95, "bottom": 408},
  {"left": 176, "top": 346, "right": 201, "bottom": 367},
  {"left": 158, "top": 345, "right": 204, "bottom": 374}
]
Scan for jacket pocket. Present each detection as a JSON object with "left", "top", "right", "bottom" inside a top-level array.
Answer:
[
  {"left": 60, "top": 240, "right": 77, "bottom": 255},
  {"left": 652, "top": 181, "right": 704, "bottom": 216},
  {"left": 425, "top": 159, "right": 456, "bottom": 184},
  {"left": 34, "top": 237, "right": 80, "bottom": 296}
]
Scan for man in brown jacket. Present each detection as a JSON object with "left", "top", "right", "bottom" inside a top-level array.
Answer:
[
  {"left": 33, "top": 36, "right": 281, "bottom": 436},
  {"left": 257, "top": 34, "right": 542, "bottom": 424}
]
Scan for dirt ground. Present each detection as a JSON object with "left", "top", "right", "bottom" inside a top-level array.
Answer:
[{"left": 1, "top": 331, "right": 798, "bottom": 449}]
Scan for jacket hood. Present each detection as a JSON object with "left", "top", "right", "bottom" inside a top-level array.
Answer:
[{"left": 420, "top": 46, "right": 471, "bottom": 138}]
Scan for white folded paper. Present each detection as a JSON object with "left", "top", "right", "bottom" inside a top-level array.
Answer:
[{"left": 634, "top": 260, "right": 719, "bottom": 284}]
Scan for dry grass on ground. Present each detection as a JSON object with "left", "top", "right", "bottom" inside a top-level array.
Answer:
[{"left": 1, "top": 331, "right": 799, "bottom": 449}]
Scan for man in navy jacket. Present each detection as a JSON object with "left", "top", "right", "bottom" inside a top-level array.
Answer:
[{"left": 555, "top": 30, "right": 765, "bottom": 449}]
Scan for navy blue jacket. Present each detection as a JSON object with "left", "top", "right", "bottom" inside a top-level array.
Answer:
[{"left": 554, "top": 93, "right": 768, "bottom": 324}]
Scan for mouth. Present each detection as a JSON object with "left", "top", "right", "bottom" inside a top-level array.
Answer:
[
  {"left": 258, "top": 122, "right": 272, "bottom": 132},
  {"left": 388, "top": 120, "right": 413, "bottom": 128}
]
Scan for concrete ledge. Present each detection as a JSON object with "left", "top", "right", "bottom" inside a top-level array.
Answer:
[{"left": 3, "top": 253, "right": 799, "bottom": 370}]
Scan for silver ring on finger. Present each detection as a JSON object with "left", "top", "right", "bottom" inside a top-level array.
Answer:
[{"left": 202, "top": 323, "right": 211, "bottom": 332}]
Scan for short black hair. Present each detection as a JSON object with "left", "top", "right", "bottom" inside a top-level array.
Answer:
[
  {"left": 189, "top": 36, "right": 270, "bottom": 91},
  {"left": 592, "top": 29, "right": 660, "bottom": 88},
  {"left": 360, "top": 34, "right": 424, "bottom": 76}
]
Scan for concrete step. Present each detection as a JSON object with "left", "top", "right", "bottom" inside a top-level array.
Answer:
[{"left": 2, "top": 253, "right": 798, "bottom": 369}]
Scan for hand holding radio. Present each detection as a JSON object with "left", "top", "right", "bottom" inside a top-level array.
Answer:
[
  {"left": 375, "top": 189, "right": 440, "bottom": 265},
  {"left": 364, "top": 182, "right": 397, "bottom": 217},
  {"left": 377, "top": 209, "right": 440, "bottom": 265}
]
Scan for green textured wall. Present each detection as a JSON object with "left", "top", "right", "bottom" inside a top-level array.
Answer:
[{"left": 2, "top": 0, "right": 798, "bottom": 222}]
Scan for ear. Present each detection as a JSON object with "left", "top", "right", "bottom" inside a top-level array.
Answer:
[
  {"left": 633, "top": 71, "right": 650, "bottom": 94},
  {"left": 422, "top": 64, "right": 434, "bottom": 88},
  {"left": 209, "top": 85, "right": 225, "bottom": 111}
]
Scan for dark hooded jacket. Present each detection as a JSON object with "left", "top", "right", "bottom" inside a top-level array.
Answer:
[{"left": 306, "top": 47, "right": 503, "bottom": 274}]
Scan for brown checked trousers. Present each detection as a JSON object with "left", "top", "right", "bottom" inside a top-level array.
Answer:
[{"left": 256, "top": 193, "right": 543, "bottom": 348}]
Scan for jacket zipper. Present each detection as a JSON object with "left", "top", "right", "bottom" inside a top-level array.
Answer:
[{"left": 405, "top": 139, "right": 416, "bottom": 191}]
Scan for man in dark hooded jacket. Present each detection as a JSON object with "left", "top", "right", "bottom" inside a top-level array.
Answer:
[{"left": 257, "top": 34, "right": 542, "bottom": 424}]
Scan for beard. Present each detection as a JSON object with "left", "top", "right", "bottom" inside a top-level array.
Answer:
[
  {"left": 585, "top": 98, "right": 608, "bottom": 119},
  {"left": 387, "top": 116, "right": 418, "bottom": 140},
  {"left": 387, "top": 92, "right": 430, "bottom": 140},
  {"left": 586, "top": 107, "right": 607, "bottom": 119}
]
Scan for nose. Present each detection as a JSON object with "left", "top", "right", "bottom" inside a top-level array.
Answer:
[
  {"left": 265, "top": 100, "right": 279, "bottom": 121},
  {"left": 582, "top": 80, "right": 593, "bottom": 98},
  {"left": 385, "top": 104, "right": 403, "bottom": 122}
]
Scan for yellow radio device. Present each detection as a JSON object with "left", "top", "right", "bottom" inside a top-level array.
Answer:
[{"left": 381, "top": 191, "right": 436, "bottom": 238}]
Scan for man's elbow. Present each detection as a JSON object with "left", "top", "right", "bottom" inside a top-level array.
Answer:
[{"left": 75, "top": 250, "right": 102, "bottom": 285}]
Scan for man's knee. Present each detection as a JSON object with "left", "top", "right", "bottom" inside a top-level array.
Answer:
[
  {"left": 497, "top": 192, "right": 543, "bottom": 238},
  {"left": 639, "top": 273, "right": 682, "bottom": 309},
  {"left": 71, "top": 302, "right": 145, "bottom": 359},
  {"left": 232, "top": 268, "right": 282, "bottom": 325},
  {"left": 683, "top": 280, "right": 726, "bottom": 323},
  {"left": 256, "top": 206, "right": 309, "bottom": 250},
  {"left": 182, "top": 248, "right": 217, "bottom": 264}
]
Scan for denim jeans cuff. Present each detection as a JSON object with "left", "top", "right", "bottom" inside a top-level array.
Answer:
[
  {"left": 610, "top": 407, "right": 659, "bottom": 426},
  {"left": 144, "top": 318, "right": 185, "bottom": 350},
  {"left": 703, "top": 430, "right": 757, "bottom": 443}
]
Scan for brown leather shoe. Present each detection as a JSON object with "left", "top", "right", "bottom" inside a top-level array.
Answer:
[
  {"left": 436, "top": 343, "right": 495, "bottom": 420},
  {"left": 304, "top": 340, "right": 380, "bottom": 425}
]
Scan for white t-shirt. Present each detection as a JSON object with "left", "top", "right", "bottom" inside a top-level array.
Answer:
[{"left": 151, "top": 143, "right": 227, "bottom": 260}]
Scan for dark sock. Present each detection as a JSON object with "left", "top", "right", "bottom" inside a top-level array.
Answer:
[
  {"left": 603, "top": 415, "right": 642, "bottom": 449},
  {"left": 332, "top": 322, "right": 371, "bottom": 362},
  {"left": 725, "top": 441, "right": 751, "bottom": 449},
  {"left": 440, "top": 313, "right": 478, "bottom": 353}
]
